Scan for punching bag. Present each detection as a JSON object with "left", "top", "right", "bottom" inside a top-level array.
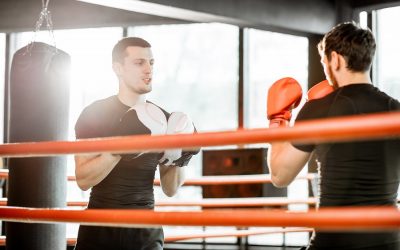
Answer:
[{"left": 7, "top": 42, "right": 70, "bottom": 250}]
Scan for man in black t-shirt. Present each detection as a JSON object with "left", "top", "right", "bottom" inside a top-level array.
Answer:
[
  {"left": 74, "top": 37, "right": 198, "bottom": 250},
  {"left": 267, "top": 22, "right": 400, "bottom": 249}
]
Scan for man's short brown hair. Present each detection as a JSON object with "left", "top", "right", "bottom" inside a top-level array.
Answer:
[
  {"left": 112, "top": 37, "right": 151, "bottom": 63},
  {"left": 318, "top": 22, "right": 376, "bottom": 72}
]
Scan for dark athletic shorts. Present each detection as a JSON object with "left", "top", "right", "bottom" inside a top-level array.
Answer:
[
  {"left": 74, "top": 225, "right": 164, "bottom": 250},
  {"left": 301, "top": 241, "right": 400, "bottom": 250}
]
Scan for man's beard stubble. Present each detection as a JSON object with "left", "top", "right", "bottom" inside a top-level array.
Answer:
[{"left": 126, "top": 82, "right": 152, "bottom": 95}]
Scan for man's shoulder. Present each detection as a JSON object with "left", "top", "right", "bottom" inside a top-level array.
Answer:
[
  {"left": 75, "top": 96, "right": 119, "bottom": 138},
  {"left": 87, "top": 95, "right": 117, "bottom": 108},
  {"left": 146, "top": 100, "right": 170, "bottom": 117},
  {"left": 82, "top": 96, "right": 118, "bottom": 114},
  {"left": 345, "top": 83, "right": 400, "bottom": 111},
  {"left": 296, "top": 98, "right": 332, "bottom": 122},
  {"left": 77, "top": 96, "right": 118, "bottom": 125},
  {"left": 373, "top": 86, "right": 400, "bottom": 110}
]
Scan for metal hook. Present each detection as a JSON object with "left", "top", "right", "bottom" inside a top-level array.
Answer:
[{"left": 27, "top": 0, "right": 57, "bottom": 54}]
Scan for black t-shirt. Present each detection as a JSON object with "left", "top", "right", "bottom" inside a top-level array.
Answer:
[
  {"left": 293, "top": 84, "right": 400, "bottom": 249},
  {"left": 75, "top": 96, "right": 170, "bottom": 209}
]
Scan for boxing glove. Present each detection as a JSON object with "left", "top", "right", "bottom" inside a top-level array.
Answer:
[
  {"left": 267, "top": 77, "right": 303, "bottom": 128},
  {"left": 307, "top": 80, "right": 335, "bottom": 101},
  {"left": 116, "top": 102, "right": 168, "bottom": 161},
  {"left": 158, "top": 112, "right": 199, "bottom": 167}
]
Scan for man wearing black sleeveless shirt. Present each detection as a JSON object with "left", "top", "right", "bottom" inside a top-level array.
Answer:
[
  {"left": 74, "top": 37, "right": 195, "bottom": 250},
  {"left": 267, "top": 22, "right": 400, "bottom": 249}
]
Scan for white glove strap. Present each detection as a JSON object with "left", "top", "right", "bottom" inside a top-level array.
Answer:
[
  {"left": 160, "top": 112, "right": 194, "bottom": 166},
  {"left": 166, "top": 112, "right": 195, "bottom": 134},
  {"left": 129, "top": 102, "right": 167, "bottom": 135}
]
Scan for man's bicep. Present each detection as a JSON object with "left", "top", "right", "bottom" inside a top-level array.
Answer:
[
  {"left": 268, "top": 142, "right": 312, "bottom": 187},
  {"left": 285, "top": 143, "right": 312, "bottom": 170},
  {"left": 75, "top": 107, "right": 102, "bottom": 139},
  {"left": 74, "top": 154, "right": 98, "bottom": 170},
  {"left": 158, "top": 164, "right": 184, "bottom": 197},
  {"left": 158, "top": 164, "right": 167, "bottom": 178},
  {"left": 158, "top": 164, "right": 176, "bottom": 182}
]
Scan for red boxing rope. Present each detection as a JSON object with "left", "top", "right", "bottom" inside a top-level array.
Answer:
[
  {"left": 0, "top": 228, "right": 313, "bottom": 245},
  {"left": 0, "top": 206, "right": 399, "bottom": 231},
  {"left": 0, "top": 112, "right": 399, "bottom": 158},
  {"left": 0, "top": 169, "right": 315, "bottom": 185},
  {"left": 0, "top": 197, "right": 317, "bottom": 208}
]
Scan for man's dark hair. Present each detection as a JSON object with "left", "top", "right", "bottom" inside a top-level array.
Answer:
[
  {"left": 318, "top": 22, "right": 376, "bottom": 72},
  {"left": 112, "top": 37, "right": 151, "bottom": 63}
]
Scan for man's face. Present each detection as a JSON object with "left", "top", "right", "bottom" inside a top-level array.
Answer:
[
  {"left": 320, "top": 53, "right": 339, "bottom": 89},
  {"left": 117, "top": 46, "right": 154, "bottom": 94}
]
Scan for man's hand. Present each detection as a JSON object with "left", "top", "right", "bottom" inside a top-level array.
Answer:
[
  {"left": 267, "top": 77, "right": 303, "bottom": 128},
  {"left": 117, "top": 102, "right": 167, "bottom": 161},
  {"left": 158, "top": 112, "right": 199, "bottom": 167},
  {"left": 307, "top": 79, "right": 335, "bottom": 101}
]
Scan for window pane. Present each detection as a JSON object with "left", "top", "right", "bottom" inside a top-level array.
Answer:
[
  {"left": 129, "top": 23, "right": 239, "bottom": 133},
  {"left": 129, "top": 23, "right": 239, "bottom": 245},
  {"left": 247, "top": 29, "right": 309, "bottom": 247},
  {"left": 247, "top": 29, "right": 308, "bottom": 129},
  {"left": 0, "top": 33, "right": 5, "bottom": 143},
  {"left": 376, "top": 7, "right": 400, "bottom": 99},
  {"left": 128, "top": 22, "right": 239, "bottom": 189}
]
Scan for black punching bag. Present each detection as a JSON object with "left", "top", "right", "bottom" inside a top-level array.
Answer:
[{"left": 7, "top": 42, "right": 70, "bottom": 250}]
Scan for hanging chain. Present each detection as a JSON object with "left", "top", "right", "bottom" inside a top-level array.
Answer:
[{"left": 28, "top": 0, "right": 57, "bottom": 53}]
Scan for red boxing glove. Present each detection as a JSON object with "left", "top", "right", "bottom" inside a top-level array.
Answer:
[
  {"left": 267, "top": 77, "right": 302, "bottom": 128},
  {"left": 307, "top": 80, "right": 335, "bottom": 101}
]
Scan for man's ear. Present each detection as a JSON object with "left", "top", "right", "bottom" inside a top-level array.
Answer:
[
  {"left": 330, "top": 51, "right": 340, "bottom": 70},
  {"left": 112, "top": 62, "right": 122, "bottom": 76},
  {"left": 337, "top": 53, "right": 348, "bottom": 71}
]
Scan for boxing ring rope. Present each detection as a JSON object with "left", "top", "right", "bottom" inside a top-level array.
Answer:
[
  {"left": 0, "top": 169, "right": 8, "bottom": 179},
  {"left": 163, "top": 227, "right": 313, "bottom": 242},
  {"left": 0, "top": 112, "right": 399, "bottom": 235},
  {"left": 0, "top": 169, "right": 315, "bottom": 185},
  {"left": 0, "top": 111, "right": 399, "bottom": 158},
  {"left": 153, "top": 173, "right": 315, "bottom": 185},
  {"left": 0, "top": 228, "right": 313, "bottom": 245},
  {"left": 0, "top": 197, "right": 317, "bottom": 208},
  {"left": 0, "top": 206, "right": 399, "bottom": 231},
  {"left": 2, "top": 196, "right": 400, "bottom": 208},
  {"left": 0, "top": 168, "right": 316, "bottom": 208},
  {"left": 153, "top": 197, "right": 316, "bottom": 208}
]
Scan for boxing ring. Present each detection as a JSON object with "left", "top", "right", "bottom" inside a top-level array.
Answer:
[
  {"left": 0, "top": 111, "right": 400, "bottom": 245},
  {"left": 1, "top": 111, "right": 399, "bottom": 157}
]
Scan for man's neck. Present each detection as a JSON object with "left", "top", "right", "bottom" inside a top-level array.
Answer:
[
  {"left": 337, "top": 71, "right": 372, "bottom": 87},
  {"left": 117, "top": 91, "right": 146, "bottom": 107}
]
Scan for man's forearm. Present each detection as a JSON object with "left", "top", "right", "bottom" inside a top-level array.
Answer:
[
  {"left": 159, "top": 165, "right": 185, "bottom": 197},
  {"left": 75, "top": 153, "right": 121, "bottom": 191},
  {"left": 268, "top": 142, "right": 311, "bottom": 187}
]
